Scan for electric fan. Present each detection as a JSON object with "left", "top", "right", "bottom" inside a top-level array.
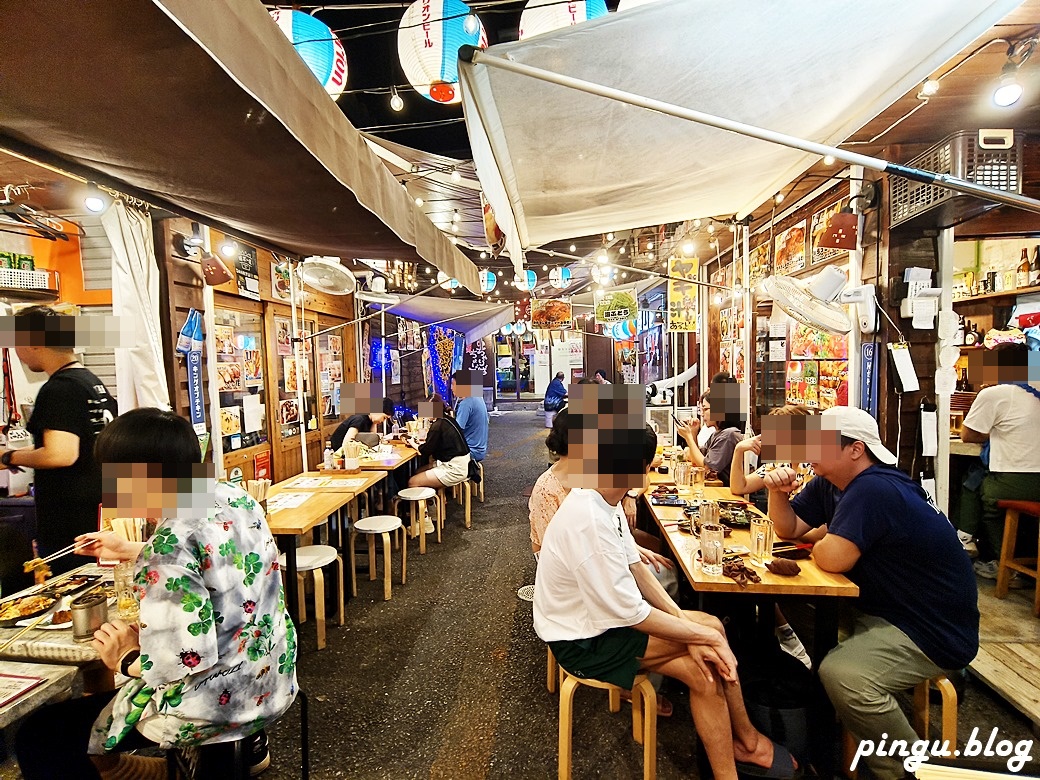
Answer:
[
  {"left": 297, "top": 256, "right": 357, "bottom": 295},
  {"left": 762, "top": 266, "right": 877, "bottom": 335}
]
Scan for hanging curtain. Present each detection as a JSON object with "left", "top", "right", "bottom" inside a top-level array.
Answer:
[{"left": 101, "top": 200, "right": 171, "bottom": 412}]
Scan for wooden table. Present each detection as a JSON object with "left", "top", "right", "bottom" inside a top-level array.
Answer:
[
  {"left": 0, "top": 660, "right": 77, "bottom": 729},
  {"left": 265, "top": 472, "right": 388, "bottom": 624},
  {"left": 358, "top": 446, "right": 418, "bottom": 472}
]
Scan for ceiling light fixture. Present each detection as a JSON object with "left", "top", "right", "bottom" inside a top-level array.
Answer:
[
  {"left": 220, "top": 239, "right": 237, "bottom": 258},
  {"left": 83, "top": 181, "right": 110, "bottom": 214},
  {"left": 993, "top": 37, "right": 1035, "bottom": 108},
  {"left": 389, "top": 86, "right": 404, "bottom": 112},
  {"left": 919, "top": 78, "right": 940, "bottom": 97}
]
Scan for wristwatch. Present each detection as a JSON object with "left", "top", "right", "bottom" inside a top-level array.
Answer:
[
  {"left": 1, "top": 450, "right": 15, "bottom": 468},
  {"left": 119, "top": 649, "right": 141, "bottom": 677}
]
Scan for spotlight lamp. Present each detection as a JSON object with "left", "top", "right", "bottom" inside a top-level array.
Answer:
[
  {"left": 993, "top": 38, "right": 1035, "bottom": 108},
  {"left": 220, "top": 238, "right": 237, "bottom": 258},
  {"left": 187, "top": 221, "right": 205, "bottom": 246},
  {"left": 83, "top": 181, "right": 110, "bottom": 214}
]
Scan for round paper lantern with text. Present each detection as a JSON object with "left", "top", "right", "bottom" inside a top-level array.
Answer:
[
  {"left": 270, "top": 10, "right": 348, "bottom": 99},
  {"left": 549, "top": 266, "right": 572, "bottom": 289},
  {"left": 399, "top": 0, "right": 487, "bottom": 104},
  {"left": 519, "top": 0, "right": 608, "bottom": 40},
  {"left": 480, "top": 269, "right": 497, "bottom": 293}
]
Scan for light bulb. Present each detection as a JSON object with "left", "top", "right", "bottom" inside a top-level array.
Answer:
[
  {"left": 714, "top": 292, "right": 723, "bottom": 305},
  {"left": 597, "top": 253, "right": 608, "bottom": 264},
  {"left": 389, "top": 88, "right": 404, "bottom": 112},
  {"left": 83, "top": 182, "right": 109, "bottom": 214},
  {"left": 993, "top": 71, "right": 1023, "bottom": 107},
  {"left": 707, "top": 223, "right": 715, "bottom": 234},
  {"left": 414, "top": 197, "right": 424, "bottom": 207},
  {"left": 569, "top": 244, "right": 576, "bottom": 253},
  {"left": 693, "top": 219, "right": 702, "bottom": 228},
  {"left": 920, "top": 78, "right": 940, "bottom": 96},
  {"left": 495, "top": 290, "right": 500, "bottom": 296},
  {"left": 450, "top": 168, "right": 462, "bottom": 183},
  {"left": 479, "top": 251, "right": 487, "bottom": 259},
  {"left": 606, "top": 232, "right": 614, "bottom": 241},
  {"left": 621, "top": 272, "right": 628, "bottom": 279},
  {"left": 774, "top": 192, "right": 785, "bottom": 205},
  {"left": 497, "top": 271, "right": 503, "bottom": 277},
  {"left": 682, "top": 241, "right": 694, "bottom": 256},
  {"left": 220, "top": 240, "right": 237, "bottom": 258},
  {"left": 426, "top": 267, "right": 433, "bottom": 274},
  {"left": 452, "top": 209, "right": 460, "bottom": 223},
  {"left": 542, "top": 264, "right": 548, "bottom": 271},
  {"left": 646, "top": 241, "right": 654, "bottom": 250},
  {"left": 451, "top": 223, "right": 458, "bottom": 233},
  {"left": 619, "top": 245, "right": 626, "bottom": 254},
  {"left": 463, "top": 13, "right": 479, "bottom": 35},
  {"left": 729, "top": 223, "right": 736, "bottom": 233},
  {"left": 647, "top": 252, "right": 654, "bottom": 260},
  {"left": 823, "top": 154, "right": 836, "bottom": 166},
  {"left": 548, "top": 250, "right": 555, "bottom": 257}
]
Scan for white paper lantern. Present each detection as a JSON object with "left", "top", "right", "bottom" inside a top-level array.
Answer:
[
  {"left": 516, "top": 269, "right": 537, "bottom": 291},
  {"left": 519, "top": 0, "right": 608, "bottom": 40},
  {"left": 549, "top": 266, "right": 572, "bottom": 289},
  {"left": 513, "top": 320, "right": 527, "bottom": 335},
  {"left": 437, "top": 271, "right": 459, "bottom": 289},
  {"left": 269, "top": 10, "right": 348, "bottom": 99},
  {"left": 480, "top": 269, "right": 497, "bottom": 293},
  {"left": 398, "top": 0, "right": 488, "bottom": 104},
  {"left": 500, "top": 323, "right": 513, "bottom": 335},
  {"left": 616, "top": 0, "right": 665, "bottom": 11}
]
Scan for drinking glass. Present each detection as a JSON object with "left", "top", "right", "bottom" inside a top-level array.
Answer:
[
  {"left": 690, "top": 467, "right": 706, "bottom": 500},
  {"left": 701, "top": 523, "right": 725, "bottom": 576},
  {"left": 749, "top": 517, "right": 775, "bottom": 567},
  {"left": 113, "top": 561, "right": 140, "bottom": 623},
  {"left": 674, "top": 461, "right": 691, "bottom": 496}
]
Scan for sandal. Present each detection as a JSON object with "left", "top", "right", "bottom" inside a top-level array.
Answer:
[
  {"left": 735, "top": 742, "right": 800, "bottom": 779},
  {"left": 619, "top": 689, "right": 673, "bottom": 718}
]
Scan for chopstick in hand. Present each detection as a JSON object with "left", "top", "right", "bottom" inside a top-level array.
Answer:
[{"left": 38, "top": 543, "right": 78, "bottom": 566}]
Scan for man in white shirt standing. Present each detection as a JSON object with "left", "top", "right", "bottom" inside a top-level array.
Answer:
[
  {"left": 533, "top": 383, "right": 797, "bottom": 780},
  {"left": 958, "top": 343, "right": 1040, "bottom": 581}
]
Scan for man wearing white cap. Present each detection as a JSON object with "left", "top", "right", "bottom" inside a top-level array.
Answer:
[{"left": 763, "top": 406, "right": 978, "bottom": 780}]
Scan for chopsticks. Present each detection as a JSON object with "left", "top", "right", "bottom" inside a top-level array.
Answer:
[
  {"left": 108, "top": 518, "right": 146, "bottom": 544},
  {"left": 37, "top": 543, "right": 78, "bottom": 566},
  {"left": 0, "top": 605, "right": 59, "bottom": 654}
]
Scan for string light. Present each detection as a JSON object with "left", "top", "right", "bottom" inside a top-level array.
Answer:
[
  {"left": 920, "top": 78, "right": 940, "bottom": 96},
  {"left": 646, "top": 241, "right": 654, "bottom": 250},
  {"left": 220, "top": 239, "right": 237, "bottom": 258},
  {"left": 707, "top": 222, "right": 715, "bottom": 234},
  {"left": 823, "top": 154, "right": 836, "bottom": 166},
  {"left": 479, "top": 251, "right": 487, "bottom": 259},
  {"left": 597, "top": 252, "right": 608, "bottom": 264},
  {"left": 542, "top": 264, "right": 548, "bottom": 271},
  {"left": 450, "top": 168, "right": 462, "bottom": 184},
  {"left": 389, "top": 86, "right": 404, "bottom": 112},
  {"left": 569, "top": 244, "right": 576, "bottom": 253},
  {"left": 693, "top": 219, "right": 702, "bottom": 228},
  {"left": 682, "top": 241, "right": 694, "bottom": 256},
  {"left": 606, "top": 232, "right": 614, "bottom": 241},
  {"left": 774, "top": 192, "right": 785, "bottom": 204},
  {"left": 414, "top": 197, "right": 424, "bottom": 207},
  {"left": 619, "top": 245, "right": 626, "bottom": 254},
  {"left": 452, "top": 209, "right": 460, "bottom": 223}
]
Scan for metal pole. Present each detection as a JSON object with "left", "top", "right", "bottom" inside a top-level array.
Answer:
[
  {"left": 381, "top": 307, "right": 387, "bottom": 398},
  {"left": 289, "top": 264, "right": 308, "bottom": 472},
  {"left": 464, "top": 48, "right": 1040, "bottom": 217}
]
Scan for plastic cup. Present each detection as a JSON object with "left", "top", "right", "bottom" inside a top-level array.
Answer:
[
  {"left": 749, "top": 517, "right": 775, "bottom": 567},
  {"left": 701, "top": 523, "right": 725, "bottom": 576}
]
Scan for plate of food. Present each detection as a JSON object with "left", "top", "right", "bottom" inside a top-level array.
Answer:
[
  {"left": 16, "top": 604, "right": 71, "bottom": 630},
  {"left": 0, "top": 594, "right": 58, "bottom": 626},
  {"left": 44, "top": 573, "right": 101, "bottom": 599}
]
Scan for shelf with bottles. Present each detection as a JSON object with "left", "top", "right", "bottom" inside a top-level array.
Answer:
[{"left": 951, "top": 290, "right": 1029, "bottom": 308}]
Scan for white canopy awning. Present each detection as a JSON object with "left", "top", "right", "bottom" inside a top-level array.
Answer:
[
  {"left": 387, "top": 297, "right": 514, "bottom": 344},
  {"left": 460, "top": 0, "right": 1021, "bottom": 268}
]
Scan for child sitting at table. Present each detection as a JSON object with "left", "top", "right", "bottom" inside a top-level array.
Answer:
[{"left": 16, "top": 408, "right": 296, "bottom": 779}]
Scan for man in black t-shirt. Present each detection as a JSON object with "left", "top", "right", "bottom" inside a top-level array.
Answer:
[
  {"left": 764, "top": 407, "right": 978, "bottom": 780},
  {"left": 1, "top": 307, "right": 117, "bottom": 571},
  {"left": 330, "top": 396, "right": 394, "bottom": 451}
]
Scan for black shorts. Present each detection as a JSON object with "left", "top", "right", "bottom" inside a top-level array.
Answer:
[{"left": 549, "top": 627, "right": 649, "bottom": 689}]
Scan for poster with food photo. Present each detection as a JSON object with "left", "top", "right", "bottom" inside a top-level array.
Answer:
[
  {"left": 279, "top": 398, "right": 300, "bottom": 425},
  {"left": 214, "top": 326, "right": 236, "bottom": 355},
  {"left": 786, "top": 360, "right": 819, "bottom": 408},
  {"left": 283, "top": 357, "right": 300, "bottom": 393},
  {"left": 594, "top": 287, "right": 638, "bottom": 326},
  {"left": 328, "top": 359, "right": 343, "bottom": 383},
  {"left": 732, "top": 341, "right": 746, "bottom": 382},
  {"left": 818, "top": 360, "right": 849, "bottom": 409},
  {"left": 810, "top": 198, "right": 850, "bottom": 265},
  {"left": 720, "top": 342, "right": 732, "bottom": 375},
  {"left": 322, "top": 394, "right": 334, "bottom": 418},
  {"left": 773, "top": 220, "right": 806, "bottom": 276},
  {"left": 531, "top": 298, "right": 573, "bottom": 330},
  {"left": 220, "top": 406, "right": 242, "bottom": 436},
  {"left": 216, "top": 362, "right": 244, "bottom": 393},
  {"left": 275, "top": 317, "right": 292, "bottom": 356},
  {"left": 243, "top": 350, "right": 263, "bottom": 386},
  {"left": 790, "top": 322, "right": 848, "bottom": 360},
  {"left": 749, "top": 242, "right": 770, "bottom": 287},
  {"left": 271, "top": 262, "right": 292, "bottom": 302},
  {"left": 328, "top": 335, "right": 342, "bottom": 355},
  {"left": 720, "top": 308, "right": 733, "bottom": 341}
]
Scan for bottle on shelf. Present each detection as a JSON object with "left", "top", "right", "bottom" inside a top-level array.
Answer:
[
  {"left": 1031, "top": 245, "right": 1040, "bottom": 287},
  {"left": 963, "top": 319, "right": 978, "bottom": 346},
  {"left": 956, "top": 367, "right": 970, "bottom": 392},
  {"left": 1017, "top": 248, "right": 1031, "bottom": 288},
  {"left": 323, "top": 441, "right": 334, "bottom": 470},
  {"left": 953, "top": 316, "right": 965, "bottom": 346}
]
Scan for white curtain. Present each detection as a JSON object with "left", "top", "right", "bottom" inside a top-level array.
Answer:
[{"left": 102, "top": 200, "right": 171, "bottom": 412}]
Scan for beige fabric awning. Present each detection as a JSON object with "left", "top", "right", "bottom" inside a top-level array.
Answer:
[{"left": 0, "top": 0, "right": 480, "bottom": 293}]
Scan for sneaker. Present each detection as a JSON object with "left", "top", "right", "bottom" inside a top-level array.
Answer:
[
  {"left": 422, "top": 519, "right": 435, "bottom": 535},
  {"left": 248, "top": 730, "right": 271, "bottom": 776},
  {"left": 775, "top": 623, "right": 812, "bottom": 671},
  {"left": 957, "top": 530, "right": 978, "bottom": 559},
  {"left": 973, "top": 560, "right": 999, "bottom": 579}
]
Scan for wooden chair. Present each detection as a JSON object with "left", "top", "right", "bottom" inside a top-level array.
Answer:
[
  {"left": 558, "top": 670, "right": 657, "bottom": 780},
  {"left": 391, "top": 486, "right": 441, "bottom": 554},
  {"left": 995, "top": 500, "right": 1040, "bottom": 616},
  {"left": 278, "top": 545, "right": 344, "bottom": 651},
  {"left": 349, "top": 516, "right": 406, "bottom": 601}
]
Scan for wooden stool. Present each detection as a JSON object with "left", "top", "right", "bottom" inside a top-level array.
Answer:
[
  {"left": 350, "top": 516, "right": 406, "bottom": 601},
  {"left": 392, "top": 487, "right": 441, "bottom": 554},
  {"left": 438, "top": 482, "right": 472, "bottom": 529},
  {"left": 471, "top": 461, "right": 485, "bottom": 503},
  {"left": 912, "top": 675, "right": 959, "bottom": 747},
  {"left": 558, "top": 670, "right": 657, "bottom": 780},
  {"left": 278, "top": 545, "right": 344, "bottom": 651},
  {"left": 547, "top": 647, "right": 562, "bottom": 693},
  {"left": 995, "top": 500, "right": 1040, "bottom": 616}
]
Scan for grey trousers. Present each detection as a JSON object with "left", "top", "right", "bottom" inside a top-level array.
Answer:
[{"left": 820, "top": 612, "right": 944, "bottom": 780}]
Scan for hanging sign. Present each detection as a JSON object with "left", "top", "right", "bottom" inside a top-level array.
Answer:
[
  {"left": 482, "top": 193, "right": 507, "bottom": 258},
  {"left": 667, "top": 255, "right": 699, "bottom": 332},
  {"left": 500, "top": 323, "right": 513, "bottom": 336},
  {"left": 480, "top": 269, "right": 497, "bottom": 293},
  {"left": 514, "top": 298, "right": 531, "bottom": 322},
  {"left": 513, "top": 321, "right": 528, "bottom": 336},
  {"left": 610, "top": 319, "right": 637, "bottom": 340},
  {"left": 549, "top": 266, "right": 572, "bottom": 289},
  {"left": 531, "top": 299, "right": 573, "bottom": 330},
  {"left": 594, "top": 286, "right": 638, "bottom": 327},
  {"left": 186, "top": 350, "right": 206, "bottom": 434}
]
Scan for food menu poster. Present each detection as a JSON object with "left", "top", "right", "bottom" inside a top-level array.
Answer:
[
  {"left": 789, "top": 322, "right": 848, "bottom": 360},
  {"left": 786, "top": 359, "right": 848, "bottom": 410},
  {"left": 214, "top": 314, "right": 267, "bottom": 449},
  {"left": 774, "top": 220, "right": 806, "bottom": 277}
]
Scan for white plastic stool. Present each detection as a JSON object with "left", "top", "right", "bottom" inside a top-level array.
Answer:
[
  {"left": 392, "top": 487, "right": 441, "bottom": 554},
  {"left": 350, "top": 515, "right": 406, "bottom": 600},
  {"left": 278, "top": 545, "right": 344, "bottom": 650}
]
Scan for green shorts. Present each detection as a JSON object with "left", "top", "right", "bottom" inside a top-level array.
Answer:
[{"left": 549, "top": 627, "right": 650, "bottom": 690}]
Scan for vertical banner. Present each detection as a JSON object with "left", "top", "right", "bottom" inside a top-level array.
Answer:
[
  {"left": 861, "top": 342, "right": 879, "bottom": 417},
  {"left": 187, "top": 350, "right": 206, "bottom": 433},
  {"left": 667, "top": 255, "right": 699, "bottom": 332}
]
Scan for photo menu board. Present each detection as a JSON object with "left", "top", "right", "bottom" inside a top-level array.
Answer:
[{"left": 214, "top": 308, "right": 268, "bottom": 451}]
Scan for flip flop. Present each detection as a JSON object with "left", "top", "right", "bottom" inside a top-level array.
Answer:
[{"left": 735, "top": 742, "right": 800, "bottom": 780}]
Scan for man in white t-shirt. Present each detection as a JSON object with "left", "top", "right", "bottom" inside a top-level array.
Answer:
[
  {"left": 534, "top": 384, "right": 798, "bottom": 780},
  {"left": 958, "top": 343, "right": 1040, "bottom": 580}
]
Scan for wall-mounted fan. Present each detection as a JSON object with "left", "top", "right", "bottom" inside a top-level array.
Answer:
[
  {"left": 763, "top": 266, "right": 877, "bottom": 335},
  {"left": 297, "top": 256, "right": 356, "bottom": 295}
]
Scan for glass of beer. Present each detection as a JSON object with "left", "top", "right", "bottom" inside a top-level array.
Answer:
[
  {"left": 690, "top": 467, "right": 706, "bottom": 500},
  {"left": 113, "top": 561, "right": 140, "bottom": 623},
  {"left": 749, "top": 517, "right": 775, "bottom": 567}
]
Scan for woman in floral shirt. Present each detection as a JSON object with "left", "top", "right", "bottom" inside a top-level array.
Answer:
[{"left": 16, "top": 409, "right": 296, "bottom": 779}]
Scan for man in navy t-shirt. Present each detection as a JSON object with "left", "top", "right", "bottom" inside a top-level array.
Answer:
[{"left": 764, "top": 407, "right": 978, "bottom": 780}]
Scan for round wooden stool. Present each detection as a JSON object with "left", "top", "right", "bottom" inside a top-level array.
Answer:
[
  {"left": 349, "top": 515, "right": 406, "bottom": 601},
  {"left": 393, "top": 486, "right": 441, "bottom": 554},
  {"left": 278, "top": 544, "right": 344, "bottom": 650}
]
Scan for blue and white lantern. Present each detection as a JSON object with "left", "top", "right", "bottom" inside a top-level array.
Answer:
[
  {"left": 480, "top": 269, "right": 497, "bottom": 293},
  {"left": 515, "top": 269, "right": 537, "bottom": 292},
  {"left": 519, "top": 0, "right": 608, "bottom": 40},
  {"left": 549, "top": 266, "right": 572, "bottom": 289},
  {"left": 398, "top": 0, "right": 487, "bottom": 105},
  {"left": 500, "top": 323, "right": 513, "bottom": 336},
  {"left": 270, "top": 10, "right": 348, "bottom": 99},
  {"left": 513, "top": 320, "right": 527, "bottom": 336}
]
